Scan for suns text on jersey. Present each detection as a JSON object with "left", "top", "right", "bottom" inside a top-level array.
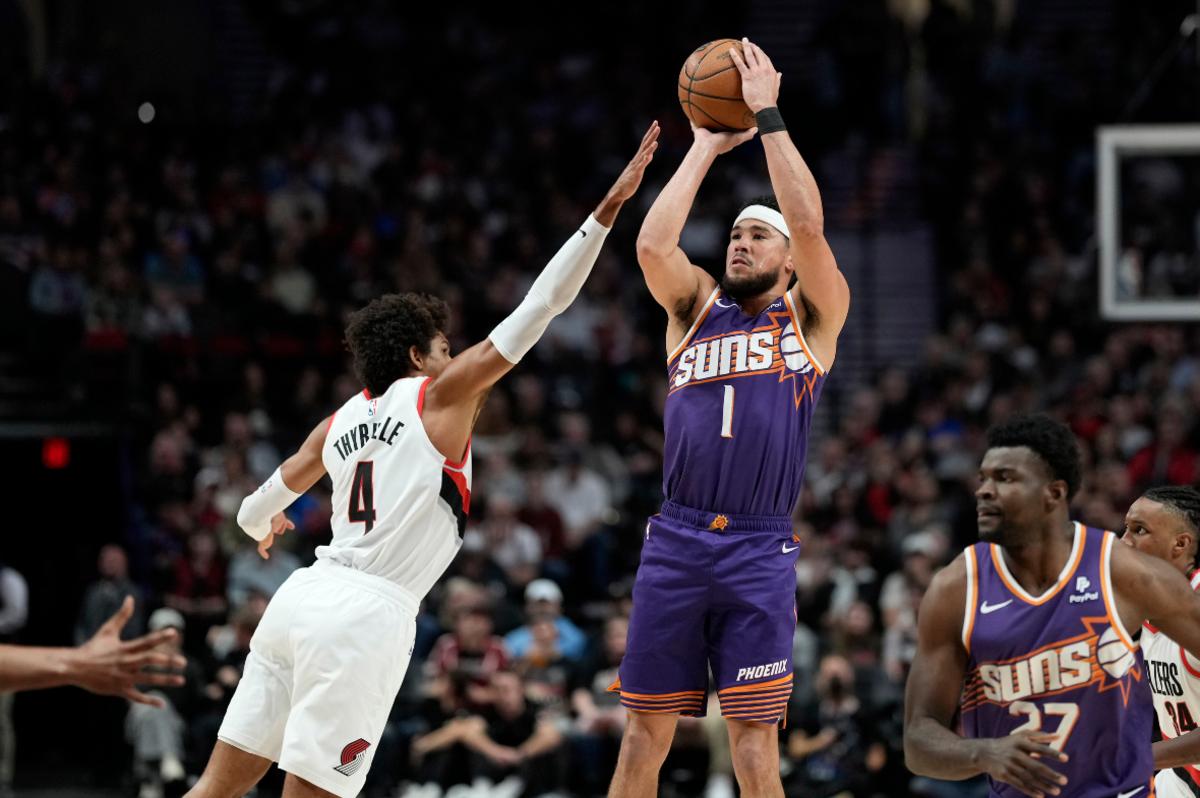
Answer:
[
  {"left": 332, "top": 417, "right": 405, "bottom": 461},
  {"left": 977, "top": 641, "right": 1093, "bottom": 702},
  {"left": 672, "top": 331, "right": 778, "bottom": 388}
]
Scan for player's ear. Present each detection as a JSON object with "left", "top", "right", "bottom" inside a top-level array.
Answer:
[
  {"left": 1045, "top": 479, "right": 1068, "bottom": 506},
  {"left": 1177, "top": 531, "right": 1196, "bottom": 561},
  {"left": 408, "top": 344, "right": 425, "bottom": 372}
]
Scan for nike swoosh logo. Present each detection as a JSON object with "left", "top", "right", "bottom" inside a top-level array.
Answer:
[
  {"left": 782, "top": 543, "right": 800, "bottom": 554},
  {"left": 715, "top": 299, "right": 735, "bottom": 308},
  {"left": 579, "top": 229, "right": 587, "bottom": 238},
  {"left": 1117, "top": 787, "right": 1145, "bottom": 798},
  {"left": 980, "top": 599, "right": 1013, "bottom": 614}
]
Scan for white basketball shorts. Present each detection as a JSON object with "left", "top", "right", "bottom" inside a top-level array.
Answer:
[{"left": 218, "top": 559, "right": 418, "bottom": 798}]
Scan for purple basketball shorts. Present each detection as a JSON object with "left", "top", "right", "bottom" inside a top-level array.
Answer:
[{"left": 611, "top": 499, "right": 800, "bottom": 724}]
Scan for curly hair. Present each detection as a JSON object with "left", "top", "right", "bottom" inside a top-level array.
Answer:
[
  {"left": 344, "top": 293, "right": 449, "bottom": 397},
  {"left": 986, "top": 414, "right": 1082, "bottom": 499},
  {"left": 1141, "top": 485, "right": 1200, "bottom": 567}
]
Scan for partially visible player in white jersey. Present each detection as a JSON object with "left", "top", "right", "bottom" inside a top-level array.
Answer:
[
  {"left": 184, "top": 123, "right": 660, "bottom": 798},
  {"left": 1122, "top": 485, "right": 1200, "bottom": 798}
]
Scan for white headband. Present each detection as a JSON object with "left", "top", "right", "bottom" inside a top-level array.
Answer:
[{"left": 733, "top": 204, "right": 790, "bottom": 239}]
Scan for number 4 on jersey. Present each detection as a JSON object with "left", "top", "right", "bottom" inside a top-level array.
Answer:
[{"left": 348, "top": 461, "right": 376, "bottom": 533}]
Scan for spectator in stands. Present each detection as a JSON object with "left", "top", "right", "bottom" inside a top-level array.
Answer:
[
  {"left": 570, "top": 615, "right": 628, "bottom": 795},
  {"left": 125, "top": 608, "right": 202, "bottom": 798},
  {"left": 504, "top": 579, "right": 586, "bottom": 663},
  {"left": 225, "top": 536, "right": 300, "bottom": 608},
  {"left": 165, "top": 531, "right": 227, "bottom": 653},
  {"left": 426, "top": 605, "right": 510, "bottom": 715},
  {"left": 76, "top": 545, "right": 145, "bottom": 644}
]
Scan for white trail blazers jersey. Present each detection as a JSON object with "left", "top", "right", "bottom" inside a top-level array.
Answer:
[
  {"left": 317, "top": 376, "right": 470, "bottom": 598},
  {"left": 1141, "top": 568, "right": 1200, "bottom": 792}
]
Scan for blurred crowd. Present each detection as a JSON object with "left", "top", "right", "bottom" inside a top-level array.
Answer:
[{"left": 2, "top": 1, "right": 1200, "bottom": 797}]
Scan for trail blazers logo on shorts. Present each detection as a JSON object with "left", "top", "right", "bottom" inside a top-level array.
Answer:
[{"left": 333, "top": 738, "right": 371, "bottom": 777}]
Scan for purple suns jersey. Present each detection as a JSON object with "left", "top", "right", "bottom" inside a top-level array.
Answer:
[
  {"left": 960, "top": 524, "right": 1154, "bottom": 798},
  {"left": 663, "top": 287, "right": 827, "bottom": 516}
]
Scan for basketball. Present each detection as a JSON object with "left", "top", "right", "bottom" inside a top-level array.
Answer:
[
  {"left": 780, "top": 322, "right": 815, "bottom": 374},
  {"left": 1097, "top": 627, "right": 1136, "bottom": 679},
  {"left": 678, "top": 39, "right": 755, "bottom": 131}
]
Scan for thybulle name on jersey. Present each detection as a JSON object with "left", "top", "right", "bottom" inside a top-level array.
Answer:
[{"left": 330, "top": 417, "right": 405, "bottom": 461}]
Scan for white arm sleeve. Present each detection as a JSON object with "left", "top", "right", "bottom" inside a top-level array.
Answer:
[
  {"left": 487, "top": 214, "right": 610, "bottom": 363},
  {"left": 236, "top": 466, "right": 301, "bottom": 542}
]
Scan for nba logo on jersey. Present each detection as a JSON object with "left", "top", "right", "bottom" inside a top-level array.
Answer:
[{"left": 367, "top": 398, "right": 379, "bottom": 417}]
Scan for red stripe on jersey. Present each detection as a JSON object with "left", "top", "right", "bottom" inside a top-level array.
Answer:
[
  {"left": 417, "top": 377, "right": 432, "bottom": 417},
  {"left": 443, "top": 466, "right": 470, "bottom": 514},
  {"left": 362, "top": 388, "right": 371, "bottom": 400},
  {"left": 325, "top": 412, "right": 337, "bottom": 435}
]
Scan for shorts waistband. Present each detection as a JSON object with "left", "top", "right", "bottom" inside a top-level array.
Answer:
[
  {"left": 659, "top": 500, "right": 793, "bottom": 534},
  {"left": 310, "top": 559, "right": 420, "bottom": 616}
]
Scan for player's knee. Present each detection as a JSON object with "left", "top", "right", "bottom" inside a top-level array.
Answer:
[
  {"left": 729, "top": 727, "right": 776, "bottom": 778},
  {"left": 621, "top": 714, "right": 675, "bottom": 760}
]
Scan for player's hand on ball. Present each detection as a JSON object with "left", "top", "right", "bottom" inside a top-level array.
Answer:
[
  {"left": 257, "top": 512, "right": 295, "bottom": 560},
  {"left": 607, "top": 121, "right": 660, "bottom": 202},
  {"left": 692, "top": 122, "right": 758, "bottom": 155},
  {"left": 978, "top": 731, "right": 1068, "bottom": 798},
  {"left": 729, "top": 37, "right": 781, "bottom": 113}
]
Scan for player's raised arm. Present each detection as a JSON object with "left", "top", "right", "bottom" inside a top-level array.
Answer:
[
  {"left": 730, "top": 39, "right": 850, "bottom": 366},
  {"left": 634, "top": 123, "right": 751, "bottom": 328},
  {"left": 904, "top": 555, "right": 1069, "bottom": 795},
  {"left": 420, "top": 124, "right": 659, "bottom": 458}
]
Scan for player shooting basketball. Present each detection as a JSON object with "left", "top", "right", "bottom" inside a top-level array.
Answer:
[{"left": 608, "top": 38, "right": 850, "bottom": 798}]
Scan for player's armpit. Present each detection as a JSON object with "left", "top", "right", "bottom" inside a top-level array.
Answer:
[
  {"left": 1113, "top": 542, "right": 1200, "bottom": 658},
  {"left": 903, "top": 554, "right": 984, "bottom": 780},
  {"left": 633, "top": 241, "right": 715, "bottom": 324}
]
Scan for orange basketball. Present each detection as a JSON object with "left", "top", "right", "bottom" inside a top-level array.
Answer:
[{"left": 677, "top": 39, "right": 755, "bottom": 131}]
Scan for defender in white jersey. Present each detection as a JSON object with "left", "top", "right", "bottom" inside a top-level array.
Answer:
[
  {"left": 184, "top": 123, "right": 660, "bottom": 798},
  {"left": 1122, "top": 486, "right": 1200, "bottom": 798}
]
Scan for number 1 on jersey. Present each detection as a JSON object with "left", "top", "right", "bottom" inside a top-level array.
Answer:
[
  {"left": 721, "top": 385, "right": 734, "bottom": 439},
  {"left": 349, "top": 461, "right": 376, "bottom": 533}
]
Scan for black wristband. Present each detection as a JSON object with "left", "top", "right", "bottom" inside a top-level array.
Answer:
[{"left": 755, "top": 106, "right": 786, "bottom": 134}]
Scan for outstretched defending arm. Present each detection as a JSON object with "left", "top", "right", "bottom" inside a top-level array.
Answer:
[
  {"left": 0, "top": 596, "right": 186, "bottom": 705},
  {"left": 420, "top": 123, "right": 659, "bottom": 460},
  {"left": 730, "top": 39, "right": 850, "bottom": 367}
]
